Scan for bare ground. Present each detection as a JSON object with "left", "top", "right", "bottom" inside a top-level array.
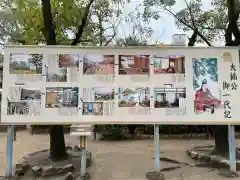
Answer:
[{"left": 0, "top": 131, "right": 240, "bottom": 180}]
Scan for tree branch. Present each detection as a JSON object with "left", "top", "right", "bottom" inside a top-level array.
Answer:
[
  {"left": 104, "top": 32, "right": 116, "bottom": 46},
  {"left": 163, "top": 7, "right": 212, "bottom": 46},
  {"left": 104, "top": 17, "right": 122, "bottom": 46},
  {"left": 183, "top": 0, "right": 196, "bottom": 28},
  {"left": 41, "top": 0, "right": 56, "bottom": 45},
  {"left": 71, "top": 0, "right": 95, "bottom": 45}
]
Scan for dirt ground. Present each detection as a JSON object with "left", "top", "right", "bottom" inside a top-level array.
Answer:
[{"left": 0, "top": 131, "right": 239, "bottom": 180}]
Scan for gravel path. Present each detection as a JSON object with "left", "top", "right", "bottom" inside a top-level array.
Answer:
[{"left": 0, "top": 131, "right": 239, "bottom": 179}]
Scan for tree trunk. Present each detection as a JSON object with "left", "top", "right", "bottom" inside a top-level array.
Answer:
[
  {"left": 214, "top": 126, "right": 229, "bottom": 156},
  {"left": 41, "top": 0, "right": 95, "bottom": 160},
  {"left": 49, "top": 125, "right": 67, "bottom": 160},
  {"left": 93, "top": 125, "right": 97, "bottom": 140},
  {"left": 188, "top": 30, "right": 197, "bottom": 46},
  {"left": 41, "top": 0, "right": 66, "bottom": 161}
]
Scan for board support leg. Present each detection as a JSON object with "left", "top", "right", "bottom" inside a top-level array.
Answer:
[
  {"left": 228, "top": 125, "right": 236, "bottom": 172},
  {"left": 6, "top": 125, "right": 14, "bottom": 177},
  {"left": 154, "top": 125, "right": 160, "bottom": 171}
]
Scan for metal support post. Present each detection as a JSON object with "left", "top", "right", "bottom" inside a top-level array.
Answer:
[
  {"left": 228, "top": 125, "right": 236, "bottom": 172},
  {"left": 154, "top": 125, "right": 160, "bottom": 171},
  {"left": 6, "top": 125, "right": 14, "bottom": 177},
  {"left": 80, "top": 136, "right": 87, "bottom": 177}
]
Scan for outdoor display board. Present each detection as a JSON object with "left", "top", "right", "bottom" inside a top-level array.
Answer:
[{"left": 1, "top": 45, "right": 240, "bottom": 124}]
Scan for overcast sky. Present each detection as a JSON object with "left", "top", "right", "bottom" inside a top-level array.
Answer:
[{"left": 115, "top": 0, "right": 213, "bottom": 44}]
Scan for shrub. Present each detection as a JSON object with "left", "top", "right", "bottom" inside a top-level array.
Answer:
[{"left": 100, "top": 125, "right": 127, "bottom": 140}]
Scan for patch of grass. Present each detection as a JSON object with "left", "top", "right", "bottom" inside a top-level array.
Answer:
[{"left": 9, "top": 68, "right": 39, "bottom": 74}]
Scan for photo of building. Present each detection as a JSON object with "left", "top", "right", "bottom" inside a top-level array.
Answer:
[
  {"left": 118, "top": 87, "right": 150, "bottom": 107},
  {"left": 94, "top": 87, "right": 115, "bottom": 101},
  {"left": 9, "top": 54, "right": 43, "bottom": 74}
]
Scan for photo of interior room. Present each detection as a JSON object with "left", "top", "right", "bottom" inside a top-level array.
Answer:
[
  {"left": 154, "top": 86, "right": 186, "bottom": 108},
  {"left": 82, "top": 102, "right": 103, "bottom": 115},
  {"left": 153, "top": 54, "right": 185, "bottom": 74},
  {"left": 45, "top": 87, "right": 78, "bottom": 108},
  {"left": 119, "top": 55, "right": 149, "bottom": 75}
]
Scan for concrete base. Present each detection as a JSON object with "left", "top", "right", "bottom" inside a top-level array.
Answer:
[{"left": 146, "top": 171, "right": 164, "bottom": 180}]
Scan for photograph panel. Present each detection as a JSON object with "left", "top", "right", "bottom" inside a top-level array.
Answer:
[
  {"left": 58, "top": 54, "right": 79, "bottom": 68},
  {"left": 82, "top": 102, "right": 103, "bottom": 115},
  {"left": 152, "top": 54, "right": 185, "bottom": 74},
  {"left": 118, "top": 55, "right": 149, "bottom": 75},
  {"left": 118, "top": 87, "right": 150, "bottom": 107},
  {"left": 192, "top": 58, "right": 223, "bottom": 115},
  {"left": 94, "top": 87, "right": 115, "bottom": 101},
  {"left": 45, "top": 87, "right": 78, "bottom": 108},
  {"left": 154, "top": 87, "right": 186, "bottom": 108},
  {"left": 20, "top": 88, "right": 41, "bottom": 100},
  {"left": 83, "top": 54, "right": 114, "bottom": 75},
  {"left": 46, "top": 68, "right": 67, "bottom": 82},
  {"left": 9, "top": 54, "right": 43, "bottom": 74}
]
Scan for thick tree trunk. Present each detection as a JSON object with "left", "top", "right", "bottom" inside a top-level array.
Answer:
[
  {"left": 214, "top": 126, "right": 229, "bottom": 156},
  {"left": 49, "top": 126, "right": 67, "bottom": 160},
  {"left": 41, "top": 0, "right": 95, "bottom": 160},
  {"left": 41, "top": 0, "right": 66, "bottom": 161}
]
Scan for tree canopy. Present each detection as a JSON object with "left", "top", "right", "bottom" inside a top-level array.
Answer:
[{"left": 0, "top": 0, "right": 156, "bottom": 46}]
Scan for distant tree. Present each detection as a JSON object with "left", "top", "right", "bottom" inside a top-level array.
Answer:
[{"left": 28, "top": 54, "right": 43, "bottom": 73}]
